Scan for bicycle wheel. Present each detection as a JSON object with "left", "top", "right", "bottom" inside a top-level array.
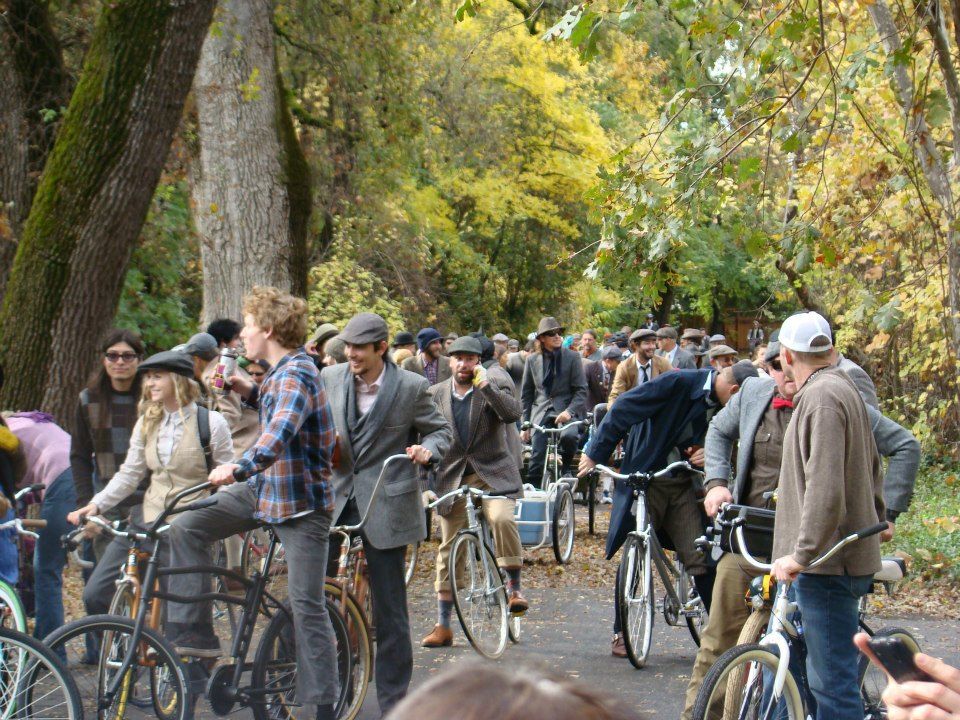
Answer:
[
  {"left": 859, "top": 627, "right": 921, "bottom": 720},
  {"left": 677, "top": 563, "right": 707, "bottom": 646},
  {"left": 0, "top": 582, "right": 26, "bottom": 634},
  {"left": 43, "top": 614, "right": 191, "bottom": 720},
  {"left": 404, "top": 542, "right": 419, "bottom": 587},
  {"left": 105, "top": 581, "right": 160, "bottom": 712},
  {"left": 0, "top": 626, "right": 83, "bottom": 719},
  {"left": 508, "top": 613, "right": 522, "bottom": 644},
  {"left": 693, "top": 643, "right": 805, "bottom": 720},
  {"left": 251, "top": 602, "right": 352, "bottom": 720},
  {"left": 551, "top": 485, "right": 575, "bottom": 564},
  {"left": 618, "top": 534, "right": 654, "bottom": 668},
  {"left": 450, "top": 533, "right": 508, "bottom": 659},
  {"left": 325, "top": 582, "right": 372, "bottom": 720}
]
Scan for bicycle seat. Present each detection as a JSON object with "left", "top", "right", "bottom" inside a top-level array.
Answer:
[{"left": 874, "top": 556, "right": 906, "bottom": 584}]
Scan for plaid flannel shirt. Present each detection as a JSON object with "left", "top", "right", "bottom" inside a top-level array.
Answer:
[{"left": 234, "top": 350, "right": 336, "bottom": 523}]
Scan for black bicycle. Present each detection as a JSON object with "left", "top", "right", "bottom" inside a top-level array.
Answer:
[{"left": 53, "top": 483, "right": 351, "bottom": 720}]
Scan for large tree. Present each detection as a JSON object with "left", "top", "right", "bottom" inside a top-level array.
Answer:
[
  {"left": 0, "top": 0, "right": 217, "bottom": 424},
  {"left": 192, "top": 0, "right": 311, "bottom": 324}
]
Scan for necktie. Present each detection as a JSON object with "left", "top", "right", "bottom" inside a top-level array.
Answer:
[
  {"left": 772, "top": 396, "right": 793, "bottom": 410},
  {"left": 640, "top": 363, "right": 649, "bottom": 383}
]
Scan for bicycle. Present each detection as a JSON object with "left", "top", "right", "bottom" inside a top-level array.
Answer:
[
  {"left": 594, "top": 460, "right": 710, "bottom": 668},
  {"left": 424, "top": 484, "right": 522, "bottom": 659},
  {"left": 692, "top": 518, "right": 914, "bottom": 720},
  {"left": 0, "top": 485, "right": 46, "bottom": 633},
  {"left": 0, "top": 625, "right": 84, "bottom": 720},
  {"left": 53, "top": 482, "right": 352, "bottom": 720},
  {"left": 518, "top": 417, "right": 590, "bottom": 564}
]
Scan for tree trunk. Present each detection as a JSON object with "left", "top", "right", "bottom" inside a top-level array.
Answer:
[
  {"left": 193, "top": 0, "right": 311, "bottom": 323},
  {"left": 0, "top": 0, "right": 218, "bottom": 425},
  {"left": 0, "top": 36, "right": 27, "bottom": 294}
]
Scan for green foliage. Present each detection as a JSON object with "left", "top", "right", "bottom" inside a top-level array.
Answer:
[
  {"left": 115, "top": 181, "right": 202, "bottom": 353},
  {"left": 892, "top": 462, "right": 960, "bottom": 581}
]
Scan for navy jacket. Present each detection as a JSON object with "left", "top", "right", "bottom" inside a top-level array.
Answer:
[{"left": 587, "top": 368, "right": 714, "bottom": 558}]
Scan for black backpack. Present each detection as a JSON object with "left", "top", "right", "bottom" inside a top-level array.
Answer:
[{"left": 196, "top": 405, "right": 214, "bottom": 474}]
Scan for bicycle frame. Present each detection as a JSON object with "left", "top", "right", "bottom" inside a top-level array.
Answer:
[{"left": 428, "top": 486, "right": 502, "bottom": 591}]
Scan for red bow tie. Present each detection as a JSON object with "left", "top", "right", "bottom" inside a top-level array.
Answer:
[{"left": 772, "top": 396, "right": 794, "bottom": 410}]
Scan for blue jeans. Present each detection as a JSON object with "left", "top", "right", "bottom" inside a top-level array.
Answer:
[
  {"left": 33, "top": 470, "right": 77, "bottom": 641},
  {"left": 794, "top": 572, "right": 873, "bottom": 720}
]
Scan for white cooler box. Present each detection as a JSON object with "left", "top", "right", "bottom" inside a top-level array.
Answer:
[{"left": 514, "top": 484, "right": 552, "bottom": 546}]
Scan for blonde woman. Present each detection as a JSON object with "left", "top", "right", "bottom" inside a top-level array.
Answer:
[{"left": 67, "top": 350, "right": 234, "bottom": 617}]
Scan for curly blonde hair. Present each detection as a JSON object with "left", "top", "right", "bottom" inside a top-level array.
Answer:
[
  {"left": 242, "top": 286, "right": 308, "bottom": 350},
  {"left": 139, "top": 372, "right": 201, "bottom": 441}
]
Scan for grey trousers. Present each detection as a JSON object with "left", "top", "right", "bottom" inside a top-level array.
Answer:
[{"left": 166, "top": 482, "right": 339, "bottom": 706}]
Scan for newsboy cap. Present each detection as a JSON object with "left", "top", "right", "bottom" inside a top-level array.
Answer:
[
  {"left": 536, "top": 317, "right": 565, "bottom": 337},
  {"left": 138, "top": 351, "right": 195, "bottom": 379},
  {"left": 709, "top": 334, "right": 727, "bottom": 344},
  {"left": 763, "top": 341, "right": 782, "bottom": 363},
  {"left": 179, "top": 333, "right": 219, "bottom": 361},
  {"left": 491, "top": 333, "right": 509, "bottom": 343},
  {"left": 708, "top": 344, "right": 738, "bottom": 359},
  {"left": 447, "top": 336, "right": 483, "bottom": 356},
  {"left": 338, "top": 313, "right": 388, "bottom": 345},
  {"left": 310, "top": 323, "right": 340, "bottom": 347},
  {"left": 630, "top": 328, "right": 657, "bottom": 343},
  {"left": 656, "top": 327, "right": 678, "bottom": 340},
  {"left": 731, "top": 359, "right": 760, "bottom": 386},
  {"left": 601, "top": 345, "right": 623, "bottom": 361},
  {"left": 681, "top": 328, "right": 704, "bottom": 341},
  {"left": 392, "top": 331, "right": 416, "bottom": 348}
]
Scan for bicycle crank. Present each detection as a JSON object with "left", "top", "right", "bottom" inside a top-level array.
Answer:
[{"left": 207, "top": 664, "right": 241, "bottom": 716}]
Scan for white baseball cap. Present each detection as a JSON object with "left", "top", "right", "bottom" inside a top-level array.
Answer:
[{"left": 778, "top": 312, "right": 833, "bottom": 353}]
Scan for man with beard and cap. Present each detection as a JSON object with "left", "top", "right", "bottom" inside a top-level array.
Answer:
[
  {"left": 402, "top": 328, "right": 452, "bottom": 386},
  {"left": 321, "top": 312, "right": 451, "bottom": 713},
  {"left": 708, "top": 344, "right": 739, "bottom": 370},
  {"left": 656, "top": 327, "right": 697, "bottom": 369},
  {"left": 520, "top": 317, "right": 588, "bottom": 486},
  {"left": 305, "top": 323, "right": 340, "bottom": 366},
  {"left": 607, "top": 328, "right": 672, "bottom": 405},
  {"left": 677, "top": 339, "right": 919, "bottom": 720},
  {"left": 579, "top": 360, "right": 760, "bottom": 657},
  {"left": 471, "top": 333, "right": 523, "bottom": 466},
  {"left": 421, "top": 336, "right": 527, "bottom": 648}
]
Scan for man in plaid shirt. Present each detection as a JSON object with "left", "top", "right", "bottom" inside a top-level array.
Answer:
[{"left": 166, "top": 286, "right": 340, "bottom": 720}]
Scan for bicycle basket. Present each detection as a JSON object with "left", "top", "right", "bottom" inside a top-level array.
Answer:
[{"left": 717, "top": 504, "right": 775, "bottom": 562}]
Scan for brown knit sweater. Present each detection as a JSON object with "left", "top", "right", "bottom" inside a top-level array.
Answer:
[{"left": 772, "top": 367, "right": 885, "bottom": 576}]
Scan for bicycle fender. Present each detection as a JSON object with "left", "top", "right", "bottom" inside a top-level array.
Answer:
[{"left": 760, "top": 632, "right": 792, "bottom": 699}]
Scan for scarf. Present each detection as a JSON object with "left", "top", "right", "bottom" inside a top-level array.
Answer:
[{"left": 543, "top": 349, "right": 562, "bottom": 395}]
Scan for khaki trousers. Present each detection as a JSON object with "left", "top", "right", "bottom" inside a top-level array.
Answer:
[
  {"left": 434, "top": 474, "right": 523, "bottom": 593},
  {"left": 680, "top": 552, "right": 766, "bottom": 720}
]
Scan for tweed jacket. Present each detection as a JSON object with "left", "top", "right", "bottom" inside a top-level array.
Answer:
[
  {"left": 608, "top": 354, "right": 673, "bottom": 405},
  {"left": 401, "top": 353, "right": 452, "bottom": 386},
  {"left": 486, "top": 362, "right": 523, "bottom": 468},
  {"left": 428, "top": 374, "right": 523, "bottom": 515},
  {"left": 520, "top": 348, "right": 588, "bottom": 426},
  {"left": 836, "top": 354, "right": 879, "bottom": 410},
  {"left": 705, "top": 375, "right": 918, "bottom": 514},
  {"left": 321, "top": 361, "right": 451, "bottom": 549},
  {"left": 658, "top": 346, "right": 698, "bottom": 370},
  {"left": 584, "top": 359, "right": 613, "bottom": 412}
]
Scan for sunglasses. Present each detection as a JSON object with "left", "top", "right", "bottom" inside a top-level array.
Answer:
[
  {"left": 104, "top": 352, "right": 139, "bottom": 363},
  {"left": 768, "top": 360, "right": 783, "bottom": 372},
  {"left": 540, "top": 330, "right": 562, "bottom": 338}
]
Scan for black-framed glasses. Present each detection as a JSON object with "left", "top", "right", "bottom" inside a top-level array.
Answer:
[
  {"left": 104, "top": 352, "right": 139, "bottom": 363},
  {"left": 540, "top": 330, "right": 562, "bottom": 338},
  {"left": 768, "top": 359, "right": 783, "bottom": 372}
]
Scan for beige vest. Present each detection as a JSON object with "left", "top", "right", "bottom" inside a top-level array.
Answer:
[{"left": 142, "top": 412, "right": 210, "bottom": 523}]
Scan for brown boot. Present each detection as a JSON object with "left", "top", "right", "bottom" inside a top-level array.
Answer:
[
  {"left": 508, "top": 590, "right": 529, "bottom": 614},
  {"left": 611, "top": 633, "right": 627, "bottom": 658},
  {"left": 421, "top": 624, "right": 453, "bottom": 648}
]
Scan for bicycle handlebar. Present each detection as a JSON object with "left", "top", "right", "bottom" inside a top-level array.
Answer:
[
  {"left": 14, "top": 484, "right": 45, "bottom": 501},
  {"left": 425, "top": 485, "right": 519, "bottom": 509},
  {"left": 521, "top": 413, "right": 594, "bottom": 434},
  {"left": 733, "top": 521, "right": 888, "bottom": 573},
  {"left": 0, "top": 517, "right": 46, "bottom": 539},
  {"left": 593, "top": 460, "right": 703, "bottom": 482}
]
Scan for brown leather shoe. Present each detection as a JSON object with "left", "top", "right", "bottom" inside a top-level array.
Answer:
[
  {"left": 508, "top": 590, "right": 529, "bottom": 614},
  {"left": 421, "top": 624, "right": 453, "bottom": 648},
  {"left": 611, "top": 633, "right": 627, "bottom": 658}
]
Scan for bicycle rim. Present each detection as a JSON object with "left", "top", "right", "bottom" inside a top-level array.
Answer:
[
  {"left": 0, "top": 626, "right": 83, "bottom": 720},
  {"left": 693, "top": 643, "right": 805, "bottom": 720},
  {"left": 552, "top": 487, "right": 575, "bottom": 564},
  {"left": 42, "top": 615, "right": 190, "bottom": 720},
  {"left": 0, "top": 583, "right": 26, "bottom": 634},
  {"left": 404, "top": 542, "right": 419, "bottom": 587},
  {"left": 325, "top": 582, "right": 372, "bottom": 720},
  {"left": 450, "top": 533, "right": 508, "bottom": 659},
  {"left": 618, "top": 536, "right": 654, "bottom": 668},
  {"left": 859, "top": 627, "right": 921, "bottom": 720}
]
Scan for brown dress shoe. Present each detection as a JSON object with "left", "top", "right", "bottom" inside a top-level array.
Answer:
[
  {"left": 508, "top": 590, "right": 529, "bottom": 614},
  {"left": 611, "top": 633, "right": 627, "bottom": 658},
  {"left": 421, "top": 624, "right": 453, "bottom": 648}
]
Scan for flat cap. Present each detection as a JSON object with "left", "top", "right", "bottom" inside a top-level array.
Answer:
[
  {"left": 763, "top": 341, "right": 781, "bottom": 363},
  {"left": 392, "top": 331, "right": 415, "bottom": 347},
  {"left": 310, "top": 323, "right": 339, "bottom": 347},
  {"left": 138, "top": 350, "right": 195, "bottom": 379},
  {"left": 630, "top": 328, "right": 657, "bottom": 342},
  {"left": 709, "top": 334, "right": 727, "bottom": 344},
  {"left": 179, "top": 333, "right": 219, "bottom": 361},
  {"left": 507, "top": 338, "right": 520, "bottom": 349},
  {"left": 731, "top": 359, "right": 760, "bottom": 386},
  {"left": 709, "top": 344, "right": 738, "bottom": 358},
  {"left": 656, "top": 327, "right": 678, "bottom": 340},
  {"left": 681, "top": 328, "right": 703, "bottom": 341},
  {"left": 601, "top": 345, "right": 623, "bottom": 360},
  {"left": 445, "top": 332, "right": 459, "bottom": 341},
  {"left": 491, "top": 333, "right": 509, "bottom": 342},
  {"left": 448, "top": 336, "right": 483, "bottom": 355},
  {"left": 338, "top": 313, "right": 388, "bottom": 345}
]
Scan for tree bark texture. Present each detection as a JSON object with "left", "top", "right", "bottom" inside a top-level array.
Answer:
[
  {"left": 0, "top": 0, "right": 217, "bottom": 425},
  {"left": 0, "top": 34, "right": 27, "bottom": 294},
  {"left": 193, "top": 0, "right": 311, "bottom": 323}
]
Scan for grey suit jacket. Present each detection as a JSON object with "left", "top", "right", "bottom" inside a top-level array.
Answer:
[
  {"left": 705, "top": 375, "right": 918, "bottom": 514},
  {"left": 401, "top": 353, "right": 452, "bottom": 386},
  {"left": 520, "top": 348, "right": 588, "bottom": 425},
  {"left": 659, "top": 347, "right": 697, "bottom": 370},
  {"left": 428, "top": 374, "right": 523, "bottom": 515},
  {"left": 836, "top": 354, "right": 879, "bottom": 410},
  {"left": 321, "top": 362, "right": 452, "bottom": 549}
]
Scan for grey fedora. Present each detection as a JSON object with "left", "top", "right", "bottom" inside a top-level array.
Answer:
[{"left": 536, "top": 317, "right": 565, "bottom": 337}]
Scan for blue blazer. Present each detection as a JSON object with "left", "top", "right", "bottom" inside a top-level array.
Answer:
[{"left": 587, "top": 369, "right": 714, "bottom": 558}]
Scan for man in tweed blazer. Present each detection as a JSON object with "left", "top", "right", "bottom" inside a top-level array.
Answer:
[{"left": 421, "top": 336, "right": 527, "bottom": 648}]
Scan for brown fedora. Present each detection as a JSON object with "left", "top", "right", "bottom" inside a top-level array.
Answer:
[{"left": 536, "top": 316, "right": 565, "bottom": 337}]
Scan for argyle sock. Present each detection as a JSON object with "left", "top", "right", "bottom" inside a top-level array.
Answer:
[
  {"left": 506, "top": 568, "right": 521, "bottom": 592},
  {"left": 438, "top": 598, "right": 454, "bottom": 628}
]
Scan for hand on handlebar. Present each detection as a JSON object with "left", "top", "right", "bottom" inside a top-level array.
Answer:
[
  {"left": 421, "top": 490, "right": 438, "bottom": 508},
  {"left": 771, "top": 554, "right": 804, "bottom": 582},
  {"left": 405, "top": 445, "right": 433, "bottom": 465},
  {"left": 520, "top": 428, "right": 531, "bottom": 443},
  {"left": 66, "top": 503, "right": 100, "bottom": 531},
  {"left": 209, "top": 463, "right": 240, "bottom": 486},
  {"left": 556, "top": 410, "right": 572, "bottom": 426},
  {"left": 577, "top": 453, "right": 597, "bottom": 478},
  {"left": 704, "top": 486, "right": 733, "bottom": 518}
]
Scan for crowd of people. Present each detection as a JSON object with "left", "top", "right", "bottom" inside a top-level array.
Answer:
[{"left": 0, "top": 290, "right": 957, "bottom": 720}]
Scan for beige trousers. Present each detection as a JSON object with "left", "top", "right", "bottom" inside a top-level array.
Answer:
[
  {"left": 434, "top": 474, "right": 523, "bottom": 593},
  {"left": 680, "top": 552, "right": 767, "bottom": 720}
]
